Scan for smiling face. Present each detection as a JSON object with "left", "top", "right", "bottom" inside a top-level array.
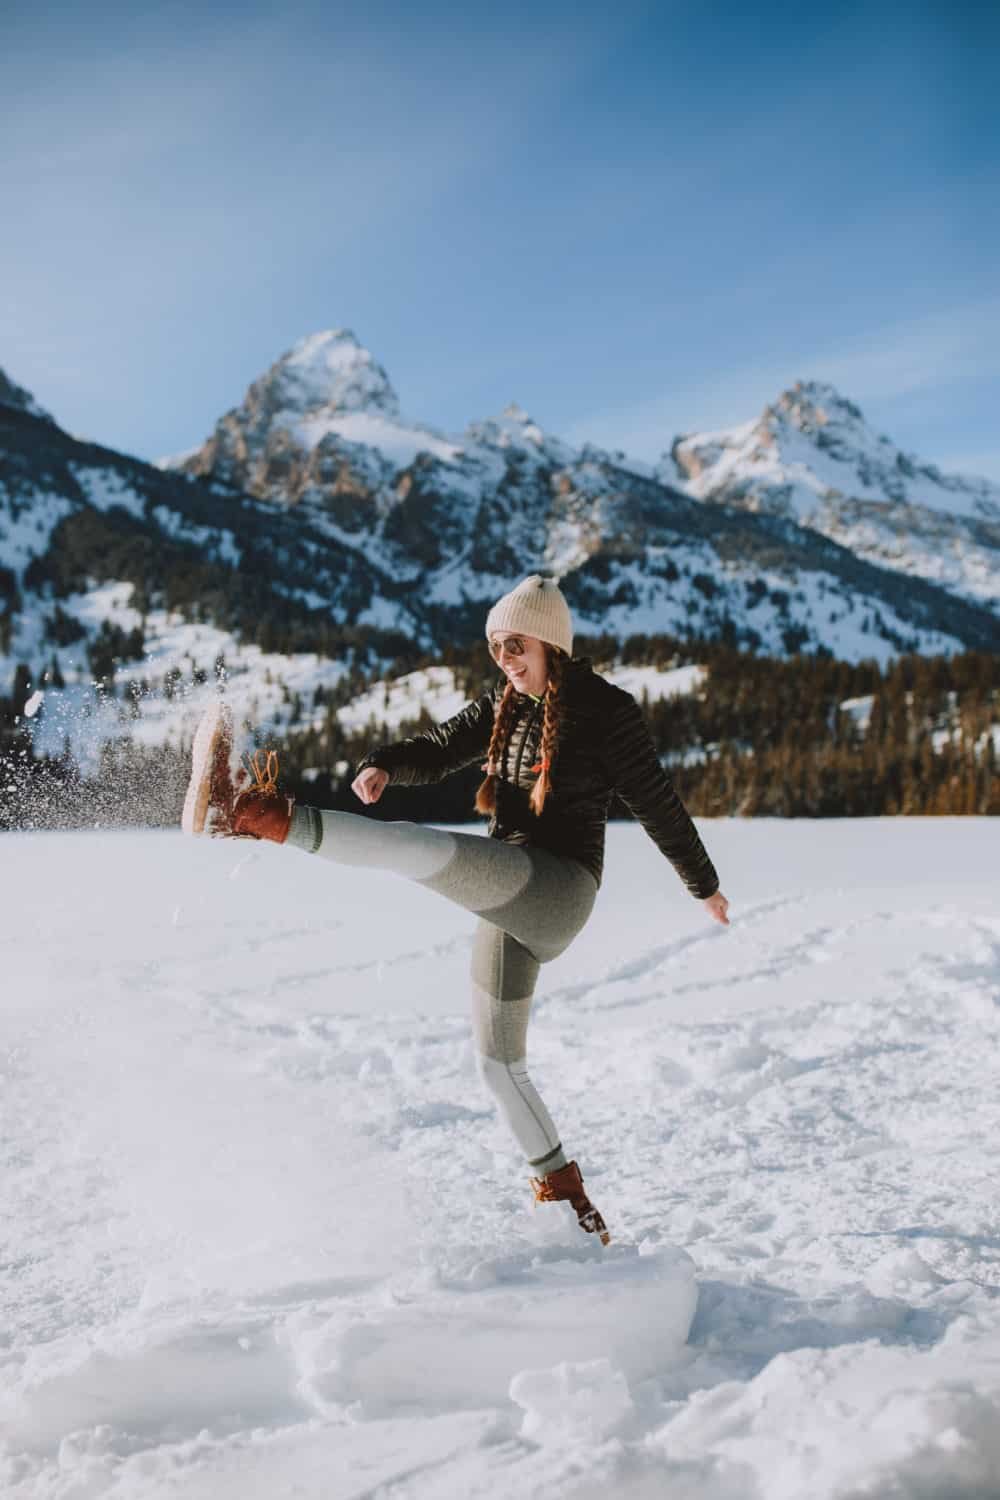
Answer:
[{"left": 489, "top": 632, "right": 549, "bottom": 696}]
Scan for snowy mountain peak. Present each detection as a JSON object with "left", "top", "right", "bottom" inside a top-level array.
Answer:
[
  {"left": 494, "top": 403, "right": 547, "bottom": 447},
  {"left": 766, "top": 379, "right": 865, "bottom": 435},
  {"left": 665, "top": 377, "right": 1000, "bottom": 531},
  {"left": 170, "top": 329, "right": 429, "bottom": 491},
  {"left": 0, "top": 367, "right": 54, "bottom": 423},
  {"left": 465, "top": 402, "right": 573, "bottom": 461},
  {"left": 655, "top": 376, "right": 1000, "bottom": 616},
  {"left": 253, "top": 329, "right": 401, "bottom": 422}
]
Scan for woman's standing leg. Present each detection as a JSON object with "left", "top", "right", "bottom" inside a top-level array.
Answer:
[
  {"left": 468, "top": 919, "right": 609, "bottom": 1242},
  {"left": 470, "top": 920, "right": 568, "bottom": 1179}
]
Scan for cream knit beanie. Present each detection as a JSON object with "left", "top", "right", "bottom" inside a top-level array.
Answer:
[{"left": 485, "top": 574, "right": 573, "bottom": 656}]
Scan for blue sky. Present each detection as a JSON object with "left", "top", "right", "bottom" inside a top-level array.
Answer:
[{"left": 3, "top": 0, "right": 999, "bottom": 479}]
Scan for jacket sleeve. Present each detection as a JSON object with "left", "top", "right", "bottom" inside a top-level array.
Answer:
[
  {"left": 603, "top": 693, "right": 719, "bottom": 899},
  {"left": 355, "top": 692, "right": 495, "bottom": 787}
]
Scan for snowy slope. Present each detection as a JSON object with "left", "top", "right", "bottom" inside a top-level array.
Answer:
[
  {"left": 662, "top": 380, "right": 1000, "bottom": 613},
  {"left": 0, "top": 395, "right": 427, "bottom": 736},
  {"left": 2, "top": 819, "right": 1000, "bottom": 1498},
  {"left": 667, "top": 381, "right": 1000, "bottom": 521},
  {"left": 10, "top": 657, "right": 711, "bottom": 806},
  {"left": 22, "top": 607, "right": 354, "bottom": 772},
  {"left": 335, "top": 662, "right": 708, "bottom": 737}
]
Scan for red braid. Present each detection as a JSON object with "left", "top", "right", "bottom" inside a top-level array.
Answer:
[
  {"left": 529, "top": 648, "right": 565, "bottom": 816},
  {"left": 474, "top": 647, "right": 567, "bottom": 818},
  {"left": 474, "top": 681, "right": 517, "bottom": 814}
]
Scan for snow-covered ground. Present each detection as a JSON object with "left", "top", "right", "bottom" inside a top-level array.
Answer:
[{"left": 3, "top": 818, "right": 1000, "bottom": 1498}]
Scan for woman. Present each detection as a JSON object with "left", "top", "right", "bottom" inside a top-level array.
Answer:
[{"left": 183, "top": 575, "right": 730, "bottom": 1246}]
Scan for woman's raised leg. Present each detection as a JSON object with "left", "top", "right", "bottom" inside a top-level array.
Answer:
[{"left": 288, "top": 806, "right": 597, "bottom": 964}]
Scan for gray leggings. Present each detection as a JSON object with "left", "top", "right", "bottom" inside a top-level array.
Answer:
[{"left": 290, "top": 807, "right": 598, "bottom": 1173}]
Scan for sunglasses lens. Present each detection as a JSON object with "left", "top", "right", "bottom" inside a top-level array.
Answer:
[{"left": 490, "top": 636, "right": 524, "bottom": 660}]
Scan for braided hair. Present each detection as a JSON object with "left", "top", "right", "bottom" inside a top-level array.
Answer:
[{"left": 475, "top": 646, "right": 567, "bottom": 818}]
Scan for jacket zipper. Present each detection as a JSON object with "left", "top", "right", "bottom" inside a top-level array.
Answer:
[{"left": 512, "top": 695, "right": 544, "bottom": 787}]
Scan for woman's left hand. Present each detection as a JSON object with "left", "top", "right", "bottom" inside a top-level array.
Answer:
[{"left": 701, "top": 889, "right": 730, "bottom": 926}]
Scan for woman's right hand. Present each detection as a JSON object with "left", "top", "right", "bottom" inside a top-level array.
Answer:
[{"left": 352, "top": 766, "right": 390, "bottom": 804}]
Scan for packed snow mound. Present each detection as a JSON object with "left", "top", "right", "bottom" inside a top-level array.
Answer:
[
  {"left": 510, "top": 1357, "right": 634, "bottom": 1444},
  {"left": 310, "top": 1243, "right": 697, "bottom": 1415},
  {"left": 657, "top": 1319, "right": 1000, "bottom": 1499},
  {"left": 666, "top": 377, "right": 1000, "bottom": 523}
]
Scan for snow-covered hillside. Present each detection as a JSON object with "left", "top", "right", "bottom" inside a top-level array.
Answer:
[
  {"left": 3, "top": 819, "right": 1000, "bottom": 1497},
  {"left": 0, "top": 393, "right": 425, "bottom": 747},
  {"left": 335, "top": 661, "right": 708, "bottom": 738},
  {"left": 7, "top": 656, "right": 713, "bottom": 807},
  {"left": 20, "top": 606, "right": 351, "bottom": 772},
  {"left": 662, "top": 380, "right": 1000, "bottom": 614}
]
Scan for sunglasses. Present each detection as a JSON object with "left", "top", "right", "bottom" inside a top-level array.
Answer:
[{"left": 489, "top": 634, "right": 527, "bottom": 662}]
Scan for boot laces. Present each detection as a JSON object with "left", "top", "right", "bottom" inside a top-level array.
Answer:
[
  {"left": 530, "top": 1176, "right": 557, "bottom": 1203},
  {"left": 244, "top": 748, "right": 280, "bottom": 795}
]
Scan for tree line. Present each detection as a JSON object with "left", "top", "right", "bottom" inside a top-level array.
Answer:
[
  {"left": 274, "top": 639, "right": 998, "bottom": 821},
  {"left": 1, "top": 636, "right": 996, "bottom": 829}
]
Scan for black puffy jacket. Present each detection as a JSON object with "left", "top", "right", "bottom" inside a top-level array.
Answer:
[{"left": 356, "top": 656, "right": 719, "bottom": 898}]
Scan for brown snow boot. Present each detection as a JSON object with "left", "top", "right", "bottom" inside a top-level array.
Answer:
[
  {"left": 182, "top": 701, "right": 238, "bottom": 836},
  {"left": 231, "top": 750, "right": 294, "bottom": 844},
  {"left": 530, "top": 1160, "right": 611, "bottom": 1246}
]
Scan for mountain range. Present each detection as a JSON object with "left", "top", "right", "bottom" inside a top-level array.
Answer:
[{"left": 1, "top": 329, "right": 997, "bottom": 753}]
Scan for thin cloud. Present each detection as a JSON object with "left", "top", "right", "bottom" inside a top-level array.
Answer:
[
  {"left": 569, "top": 296, "right": 1000, "bottom": 460},
  {"left": 815, "top": 298, "right": 1000, "bottom": 402}
]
